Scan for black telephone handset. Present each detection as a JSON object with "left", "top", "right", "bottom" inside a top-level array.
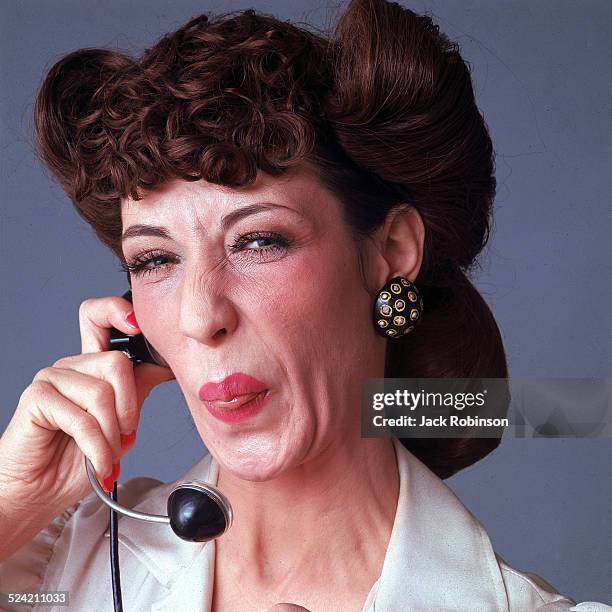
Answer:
[
  {"left": 95, "top": 298, "right": 230, "bottom": 612},
  {"left": 107, "top": 290, "right": 167, "bottom": 366}
]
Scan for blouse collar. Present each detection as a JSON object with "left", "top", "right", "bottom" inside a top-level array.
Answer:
[{"left": 104, "top": 437, "right": 508, "bottom": 611}]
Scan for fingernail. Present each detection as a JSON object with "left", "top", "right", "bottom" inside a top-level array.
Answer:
[
  {"left": 120, "top": 430, "right": 136, "bottom": 449},
  {"left": 126, "top": 312, "right": 139, "bottom": 329},
  {"left": 102, "top": 472, "right": 115, "bottom": 492}
]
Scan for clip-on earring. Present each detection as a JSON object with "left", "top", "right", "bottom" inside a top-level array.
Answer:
[{"left": 373, "top": 276, "right": 423, "bottom": 339}]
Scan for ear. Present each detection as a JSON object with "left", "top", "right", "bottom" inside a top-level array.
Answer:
[{"left": 370, "top": 204, "right": 425, "bottom": 288}]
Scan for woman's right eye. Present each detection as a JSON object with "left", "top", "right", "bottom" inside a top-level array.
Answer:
[{"left": 121, "top": 251, "right": 176, "bottom": 278}]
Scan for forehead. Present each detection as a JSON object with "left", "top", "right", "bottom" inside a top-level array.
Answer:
[{"left": 120, "top": 164, "right": 328, "bottom": 222}]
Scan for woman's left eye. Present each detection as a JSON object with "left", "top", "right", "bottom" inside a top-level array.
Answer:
[{"left": 228, "top": 231, "right": 291, "bottom": 255}]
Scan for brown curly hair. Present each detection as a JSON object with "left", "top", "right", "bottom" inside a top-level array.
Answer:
[{"left": 33, "top": 0, "right": 508, "bottom": 479}]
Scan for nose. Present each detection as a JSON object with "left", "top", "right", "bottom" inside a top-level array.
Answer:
[{"left": 177, "top": 267, "right": 238, "bottom": 345}]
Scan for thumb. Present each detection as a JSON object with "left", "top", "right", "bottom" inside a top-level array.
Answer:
[{"left": 133, "top": 362, "right": 175, "bottom": 405}]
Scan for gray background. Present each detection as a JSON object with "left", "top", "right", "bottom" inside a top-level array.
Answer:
[{"left": 1, "top": 0, "right": 610, "bottom": 604}]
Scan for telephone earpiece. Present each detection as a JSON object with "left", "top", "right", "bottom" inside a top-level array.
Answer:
[{"left": 107, "top": 290, "right": 169, "bottom": 367}]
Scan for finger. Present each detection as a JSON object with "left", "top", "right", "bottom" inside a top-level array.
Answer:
[
  {"left": 33, "top": 366, "right": 122, "bottom": 462},
  {"left": 78, "top": 295, "right": 140, "bottom": 354},
  {"left": 52, "top": 351, "right": 139, "bottom": 439},
  {"left": 25, "top": 380, "right": 114, "bottom": 484}
]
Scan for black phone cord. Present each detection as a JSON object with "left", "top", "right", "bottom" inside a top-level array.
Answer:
[{"left": 110, "top": 483, "right": 124, "bottom": 612}]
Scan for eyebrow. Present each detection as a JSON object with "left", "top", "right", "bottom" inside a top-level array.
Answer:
[{"left": 121, "top": 202, "right": 298, "bottom": 244}]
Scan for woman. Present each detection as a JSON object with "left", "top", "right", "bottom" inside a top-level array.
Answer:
[{"left": 0, "top": 1, "right": 608, "bottom": 610}]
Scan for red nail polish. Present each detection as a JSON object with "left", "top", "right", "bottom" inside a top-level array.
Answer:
[
  {"left": 120, "top": 430, "right": 136, "bottom": 449},
  {"left": 102, "top": 473, "right": 115, "bottom": 492},
  {"left": 126, "top": 312, "right": 139, "bottom": 328}
]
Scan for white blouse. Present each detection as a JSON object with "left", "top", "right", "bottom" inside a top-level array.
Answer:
[{"left": 0, "top": 437, "right": 609, "bottom": 611}]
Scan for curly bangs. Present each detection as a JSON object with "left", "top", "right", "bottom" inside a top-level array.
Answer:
[{"left": 34, "top": 10, "right": 341, "bottom": 255}]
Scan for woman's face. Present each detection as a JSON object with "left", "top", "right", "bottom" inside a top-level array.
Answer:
[{"left": 121, "top": 165, "right": 387, "bottom": 480}]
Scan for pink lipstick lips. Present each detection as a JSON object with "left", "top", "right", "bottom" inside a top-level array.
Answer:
[{"left": 199, "top": 372, "right": 270, "bottom": 423}]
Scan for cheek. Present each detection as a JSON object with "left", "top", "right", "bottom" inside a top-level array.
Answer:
[
  {"left": 131, "top": 300, "right": 161, "bottom": 338},
  {"left": 246, "top": 242, "right": 363, "bottom": 341}
]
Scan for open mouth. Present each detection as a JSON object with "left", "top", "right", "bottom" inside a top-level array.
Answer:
[
  {"left": 205, "top": 390, "right": 267, "bottom": 412},
  {"left": 203, "top": 389, "right": 271, "bottom": 424}
]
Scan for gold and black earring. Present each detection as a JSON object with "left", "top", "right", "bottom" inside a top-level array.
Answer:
[{"left": 373, "top": 276, "right": 423, "bottom": 339}]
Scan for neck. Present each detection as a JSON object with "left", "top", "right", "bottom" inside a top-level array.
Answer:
[{"left": 214, "top": 436, "right": 400, "bottom": 592}]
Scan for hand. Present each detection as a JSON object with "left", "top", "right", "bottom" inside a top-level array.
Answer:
[
  {"left": 268, "top": 605, "right": 312, "bottom": 611},
  {"left": 0, "top": 294, "right": 175, "bottom": 517}
]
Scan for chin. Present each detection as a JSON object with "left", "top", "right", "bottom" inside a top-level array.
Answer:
[{"left": 213, "top": 436, "right": 306, "bottom": 481}]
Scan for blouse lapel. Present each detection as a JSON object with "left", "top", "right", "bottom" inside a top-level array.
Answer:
[
  {"left": 149, "top": 541, "right": 216, "bottom": 612},
  {"left": 103, "top": 452, "right": 220, "bottom": 610},
  {"left": 373, "top": 438, "right": 510, "bottom": 611}
]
